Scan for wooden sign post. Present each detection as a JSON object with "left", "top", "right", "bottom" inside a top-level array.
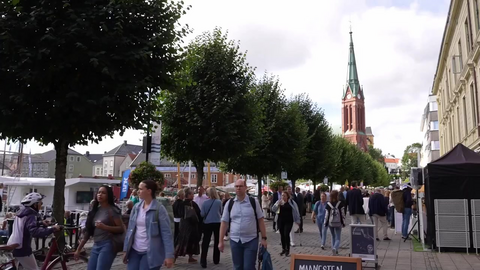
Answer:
[{"left": 290, "top": 254, "right": 362, "bottom": 270}]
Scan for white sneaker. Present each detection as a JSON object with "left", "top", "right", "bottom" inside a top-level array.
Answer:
[
  {"left": 290, "top": 242, "right": 295, "bottom": 247},
  {"left": 224, "top": 236, "right": 229, "bottom": 241}
]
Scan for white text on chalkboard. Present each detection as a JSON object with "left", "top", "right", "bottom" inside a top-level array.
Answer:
[{"left": 299, "top": 265, "right": 343, "bottom": 270}]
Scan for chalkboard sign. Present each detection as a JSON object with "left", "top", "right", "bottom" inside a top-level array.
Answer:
[
  {"left": 290, "top": 254, "right": 362, "bottom": 270},
  {"left": 350, "top": 224, "right": 376, "bottom": 261}
]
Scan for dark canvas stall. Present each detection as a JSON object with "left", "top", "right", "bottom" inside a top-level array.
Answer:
[{"left": 424, "top": 144, "right": 480, "bottom": 248}]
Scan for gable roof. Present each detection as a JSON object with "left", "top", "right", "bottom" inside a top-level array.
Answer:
[
  {"left": 40, "top": 149, "right": 83, "bottom": 162},
  {"left": 427, "top": 143, "right": 480, "bottom": 177},
  {"left": 365, "top": 127, "right": 373, "bottom": 136},
  {"left": 104, "top": 142, "right": 142, "bottom": 157},
  {"left": 85, "top": 153, "right": 103, "bottom": 165}
]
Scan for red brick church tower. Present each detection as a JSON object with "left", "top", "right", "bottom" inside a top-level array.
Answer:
[{"left": 341, "top": 31, "right": 368, "bottom": 152}]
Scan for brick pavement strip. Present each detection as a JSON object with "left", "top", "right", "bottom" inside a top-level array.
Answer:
[{"left": 106, "top": 218, "right": 480, "bottom": 270}]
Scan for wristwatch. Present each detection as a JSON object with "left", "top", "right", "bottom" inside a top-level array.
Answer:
[{"left": 262, "top": 237, "right": 267, "bottom": 240}]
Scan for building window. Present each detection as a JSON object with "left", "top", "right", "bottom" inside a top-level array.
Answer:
[
  {"left": 191, "top": 174, "right": 196, "bottom": 179},
  {"left": 76, "top": 156, "right": 81, "bottom": 162},
  {"left": 109, "top": 170, "right": 113, "bottom": 174},
  {"left": 458, "top": 40, "right": 464, "bottom": 68},
  {"left": 69, "top": 156, "right": 74, "bottom": 162},
  {"left": 465, "top": 20, "right": 471, "bottom": 53},
  {"left": 431, "top": 141, "right": 440, "bottom": 151},
  {"left": 225, "top": 174, "right": 229, "bottom": 184},
  {"left": 463, "top": 96, "right": 468, "bottom": 135},
  {"left": 211, "top": 174, "right": 218, "bottom": 183},
  {"left": 476, "top": 0, "right": 480, "bottom": 31},
  {"left": 457, "top": 107, "right": 461, "bottom": 140},
  {"left": 164, "top": 173, "right": 171, "bottom": 178},
  {"left": 110, "top": 161, "right": 113, "bottom": 167},
  {"left": 471, "top": 83, "right": 478, "bottom": 128},
  {"left": 430, "top": 121, "right": 439, "bottom": 130},
  {"left": 429, "top": 101, "right": 438, "bottom": 112},
  {"left": 104, "top": 161, "right": 107, "bottom": 168},
  {"left": 68, "top": 164, "right": 74, "bottom": 172}
]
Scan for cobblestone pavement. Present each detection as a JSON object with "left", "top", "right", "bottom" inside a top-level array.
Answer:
[{"left": 102, "top": 217, "right": 480, "bottom": 270}]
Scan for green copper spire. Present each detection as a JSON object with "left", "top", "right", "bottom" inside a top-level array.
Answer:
[{"left": 344, "top": 31, "right": 361, "bottom": 97}]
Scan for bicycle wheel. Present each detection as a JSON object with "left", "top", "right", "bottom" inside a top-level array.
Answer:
[{"left": 45, "top": 254, "right": 88, "bottom": 270}]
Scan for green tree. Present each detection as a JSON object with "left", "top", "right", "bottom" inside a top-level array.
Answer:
[
  {"left": 368, "top": 145, "right": 385, "bottom": 165},
  {"left": 287, "top": 94, "right": 333, "bottom": 189},
  {"left": 401, "top": 142, "right": 422, "bottom": 178},
  {"left": 0, "top": 0, "right": 187, "bottom": 231},
  {"left": 224, "top": 74, "right": 309, "bottom": 196},
  {"left": 161, "top": 28, "right": 256, "bottom": 187},
  {"left": 129, "top": 162, "right": 165, "bottom": 189}
]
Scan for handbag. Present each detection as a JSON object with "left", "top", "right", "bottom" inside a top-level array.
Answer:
[
  {"left": 108, "top": 207, "right": 126, "bottom": 254},
  {"left": 184, "top": 201, "right": 199, "bottom": 223}
]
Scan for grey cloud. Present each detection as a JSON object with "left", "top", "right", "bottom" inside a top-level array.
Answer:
[{"left": 236, "top": 25, "right": 313, "bottom": 71}]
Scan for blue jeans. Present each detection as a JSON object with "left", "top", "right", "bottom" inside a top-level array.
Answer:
[
  {"left": 329, "top": 227, "right": 342, "bottom": 250},
  {"left": 316, "top": 220, "right": 328, "bottom": 246},
  {"left": 402, "top": 208, "right": 412, "bottom": 238},
  {"left": 87, "top": 240, "right": 116, "bottom": 270},
  {"left": 128, "top": 249, "right": 161, "bottom": 270},
  {"left": 230, "top": 237, "right": 258, "bottom": 270}
]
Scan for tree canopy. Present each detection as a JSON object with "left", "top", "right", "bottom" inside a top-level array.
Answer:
[
  {"left": 401, "top": 142, "right": 422, "bottom": 178},
  {"left": 129, "top": 162, "right": 165, "bottom": 188},
  {"left": 160, "top": 28, "right": 256, "bottom": 186},
  {"left": 0, "top": 0, "right": 187, "bottom": 231}
]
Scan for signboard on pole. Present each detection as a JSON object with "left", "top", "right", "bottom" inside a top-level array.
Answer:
[
  {"left": 290, "top": 254, "right": 361, "bottom": 270},
  {"left": 281, "top": 171, "right": 288, "bottom": 180},
  {"left": 120, "top": 169, "right": 131, "bottom": 200},
  {"left": 150, "top": 121, "right": 162, "bottom": 166},
  {"left": 350, "top": 224, "right": 377, "bottom": 261},
  {"left": 323, "top": 177, "right": 328, "bottom": 185}
]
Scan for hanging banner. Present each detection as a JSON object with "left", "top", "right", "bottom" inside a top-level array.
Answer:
[
  {"left": 120, "top": 169, "right": 131, "bottom": 200},
  {"left": 150, "top": 121, "right": 162, "bottom": 166}
]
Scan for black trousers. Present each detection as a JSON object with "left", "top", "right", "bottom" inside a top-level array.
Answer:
[
  {"left": 299, "top": 216, "right": 304, "bottom": 231},
  {"left": 201, "top": 223, "right": 220, "bottom": 265},
  {"left": 174, "top": 221, "right": 180, "bottom": 246},
  {"left": 272, "top": 212, "right": 277, "bottom": 230},
  {"left": 278, "top": 220, "right": 293, "bottom": 252}
]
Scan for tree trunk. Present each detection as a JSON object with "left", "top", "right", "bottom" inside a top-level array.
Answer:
[
  {"left": 193, "top": 160, "right": 204, "bottom": 188},
  {"left": 257, "top": 175, "right": 263, "bottom": 205},
  {"left": 53, "top": 140, "right": 68, "bottom": 250}
]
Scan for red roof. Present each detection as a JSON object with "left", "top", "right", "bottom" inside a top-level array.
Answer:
[{"left": 384, "top": 158, "right": 399, "bottom": 164}]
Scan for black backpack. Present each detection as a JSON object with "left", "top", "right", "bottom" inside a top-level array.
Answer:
[{"left": 228, "top": 196, "right": 259, "bottom": 233}]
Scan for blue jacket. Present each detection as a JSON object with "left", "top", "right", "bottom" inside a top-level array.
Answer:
[
  {"left": 259, "top": 246, "right": 273, "bottom": 270},
  {"left": 13, "top": 207, "right": 54, "bottom": 257},
  {"left": 123, "top": 199, "right": 174, "bottom": 268}
]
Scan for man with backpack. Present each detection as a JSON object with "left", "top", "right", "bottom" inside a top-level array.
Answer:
[
  {"left": 219, "top": 179, "right": 268, "bottom": 270},
  {"left": 346, "top": 181, "right": 366, "bottom": 224}
]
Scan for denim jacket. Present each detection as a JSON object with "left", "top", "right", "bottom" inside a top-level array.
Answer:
[{"left": 123, "top": 199, "right": 174, "bottom": 268}]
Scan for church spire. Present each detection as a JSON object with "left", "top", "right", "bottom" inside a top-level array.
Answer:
[{"left": 345, "top": 30, "right": 361, "bottom": 97}]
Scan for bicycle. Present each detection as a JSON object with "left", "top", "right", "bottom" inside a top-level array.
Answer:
[{"left": 0, "top": 226, "right": 89, "bottom": 270}]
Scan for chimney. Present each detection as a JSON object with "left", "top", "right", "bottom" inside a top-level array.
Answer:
[
  {"left": 124, "top": 140, "right": 127, "bottom": 146},
  {"left": 104, "top": 151, "right": 107, "bottom": 154},
  {"left": 86, "top": 151, "right": 90, "bottom": 157}
]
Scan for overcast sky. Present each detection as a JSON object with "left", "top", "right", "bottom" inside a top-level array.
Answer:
[{"left": 5, "top": 0, "right": 449, "bottom": 159}]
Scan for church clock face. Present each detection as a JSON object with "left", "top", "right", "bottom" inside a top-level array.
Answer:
[
  {"left": 357, "top": 94, "right": 361, "bottom": 99},
  {"left": 347, "top": 94, "right": 352, "bottom": 99}
]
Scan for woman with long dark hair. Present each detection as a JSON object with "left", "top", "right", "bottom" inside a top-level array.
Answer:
[
  {"left": 123, "top": 180, "right": 175, "bottom": 269},
  {"left": 324, "top": 190, "right": 346, "bottom": 256},
  {"left": 74, "top": 185, "right": 125, "bottom": 270}
]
